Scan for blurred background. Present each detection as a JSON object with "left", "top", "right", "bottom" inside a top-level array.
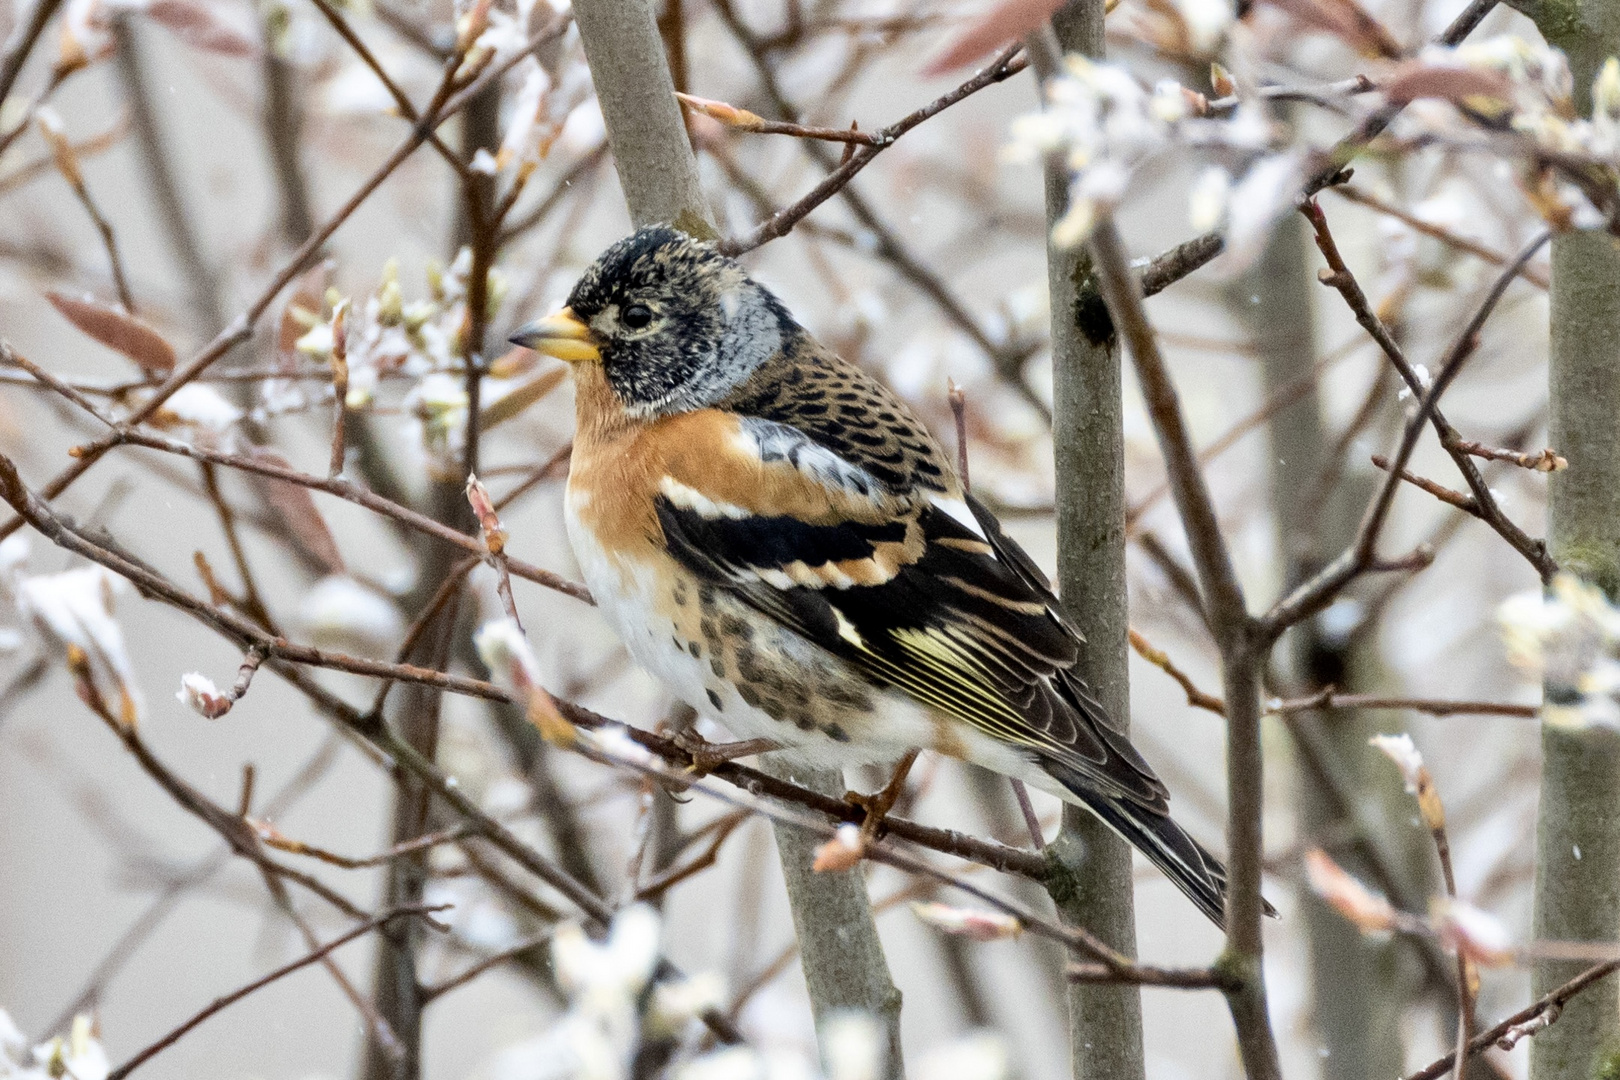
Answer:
[{"left": 0, "top": 0, "right": 1568, "bottom": 1072}]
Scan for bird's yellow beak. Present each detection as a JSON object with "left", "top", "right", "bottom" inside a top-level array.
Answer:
[{"left": 508, "top": 307, "right": 600, "bottom": 364}]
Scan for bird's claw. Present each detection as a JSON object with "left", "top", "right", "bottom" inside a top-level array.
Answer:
[
  {"left": 844, "top": 749, "right": 920, "bottom": 845},
  {"left": 674, "top": 733, "right": 779, "bottom": 777}
]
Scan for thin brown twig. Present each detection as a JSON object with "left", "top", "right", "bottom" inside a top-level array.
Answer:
[
  {"left": 498, "top": 145, "right": 608, "bottom": 242},
  {"left": 112, "top": 17, "right": 223, "bottom": 329},
  {"left": 1, "top": 341, "right": 115, "bottom": 423},
  {"left": 367, "top": 554, "right": 481, "bottom": 719},
  {"left": 0, "top": 65, "right": 65, "bottom": 161},
  {"left": 60, "top": 156, "right": 135, "bottom": 313},
  {"left": 634, "top": 810, "right": 751, "bottom": 900},
  {"left": 1330, "top": 184, "right": 1550, "bottom": 288},
  {"left": 1371, "top": 454, "right": 1480, "bottom": 515},
  {"left": 0, "top": 0, "right": 63, "bottom": 111},
  {"left": 1264, "top": 229, "right": 1554, "bottom": 637},
  {"left": 1128, "top": 628, "right": 1226, "bottom": 716},
  {"left": 1126, "top": 346, "right": 1348, "bottom": 530},
  {"left": 420, "top": 932, "right": 553, "bottom": 1002},
  {"left": 198, "top": 464, "right": 277, "bottom": 632},
  {"left": 717, "top": 45, "right": 1027, "bottom": 255},
  {"left": 253, "top": 821, "right": 475, "bottom": 869},
  {"left": 104, "top": 905, "right": 446, "bottom": 1080},
  {"left": 1302, "top": 200, "right": 1552, "bottom": 583},
  {"left": 494, "top": 442, "right": 572, "bottom": 511},
  {"left": 302, "top": 0, "right": 473, "bottom": 181},
  {"left": 1403, "top": 959, "right": 1620, "bottom": 1080},
  {"left": 0, "top": 25, "right": 568, "bottom": 544},
  {"left": 676, "top": 92, "right": 887, "bottom": 143},
  {"left": 1268, "top": 691, "right": 1537, "bottom": 718},
  {"left": 1453, "top": 439, "right": 1565, "bottom": 472}
]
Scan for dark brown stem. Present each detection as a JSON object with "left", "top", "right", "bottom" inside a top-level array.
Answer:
[
  {"left": 1263, "top": 231, "right": 1552, "bottom": 637},
  {"left": 104, "top": 906, "right": 443, "bottom": 1080},
  {"left": 1404, "top": 960, "right": 1620, "bottom": 1080},
  {"left": 0, "top": 0, "right": 62, "bottom": 111},
  {"left": 718, "top": 45, "right": 1027, "bottom": 255},
  {"left": 1087, "top": 216, "right": 1279, "bottom": 1079},
  {"left": 0, "top": 25, "right": 567, "bottom": 543}
]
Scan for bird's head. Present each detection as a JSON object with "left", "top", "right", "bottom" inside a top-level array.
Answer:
[{"left": 509, "top": 226, "right": 794, "bottom": 419}]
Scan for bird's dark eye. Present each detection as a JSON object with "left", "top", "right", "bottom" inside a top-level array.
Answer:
[{"left": 622, "top": 304, "right": 653, "bottom": 330}]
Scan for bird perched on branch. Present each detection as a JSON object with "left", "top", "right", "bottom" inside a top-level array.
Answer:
[{"left": 512, "top": 224, "right": 1248, "bottom": 927}]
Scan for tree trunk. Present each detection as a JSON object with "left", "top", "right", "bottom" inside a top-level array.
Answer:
[
  {"left": 766, "top": 761, "right": 906, "bottom": 1080},
  {"left": 1522, "top": 5, "right": 1620, "bottom": 1075},
  {"left": 570, "top": 0, "right": 712, "bottom": 238},
  {"left": 1037, "top": 5, "right": 1145, "bottom": 1078}
]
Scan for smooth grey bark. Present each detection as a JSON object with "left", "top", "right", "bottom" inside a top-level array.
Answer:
[
  {"left": 1527, "top": 7, "right": 1620, "bottom": 1076},
  {"left": 570, "top": 0, "right": 712, "bottom": 236},
  {"left": 1037, "top": 4, "right": 1144, "bottom": 1079},
  {"left": 1534, "top": 137, "right": 1620, "bottom": 1080},
  {"left": 570, "top": 0, "right": 902, "bottom": 1071},
  {"left": 1234, "top": 216, "right": 1412, "bottom": 1080},
  {"left": 766, "top": 760, "right": 906, "bottom": 1080}
]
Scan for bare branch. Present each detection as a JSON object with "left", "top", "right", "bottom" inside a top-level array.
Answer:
[
  {"left": 1262, "top": 230, "right": 1553, "bottom": 638},
  {"left": 104, "top": 906, "right": 446, "bottom": 1080},
  {"left": 718, "top": 45, "right": 1027, "bottom": 255}
]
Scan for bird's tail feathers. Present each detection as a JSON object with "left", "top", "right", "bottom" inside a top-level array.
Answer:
[{"left": 1044, "top": 762, "right": 1275, "bottom": 929}]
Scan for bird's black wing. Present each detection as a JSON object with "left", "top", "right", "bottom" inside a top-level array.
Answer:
[{"left": 657, "top": 392, "right": 1170, "bottom": 812}]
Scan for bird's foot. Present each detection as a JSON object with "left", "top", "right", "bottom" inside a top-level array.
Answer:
[
  {"left": 675, "top": 732, "right": 779, "bottom": 777},
  {"left": 845, "top": 749, "right": 920, "bottom": 846}
]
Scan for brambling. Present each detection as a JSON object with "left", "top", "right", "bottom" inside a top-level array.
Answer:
[{"left": 512, "top": 225, "right": 1237, "bottom": 927}]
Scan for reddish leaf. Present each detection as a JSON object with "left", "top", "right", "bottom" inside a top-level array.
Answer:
[
  {"left": 248, "top": 446, "right": 347, "bottom": 575},
  {"left": 1258, "top": 0, "right": 1402, "bottom": 60},
  {"left": 47, "top": 291, "right": 176, "bottom": 375},
  {"left": 923, "top": 0, "right": 1064, "bottom": 77},
  {"left": 1383, "top": 64, "right": 1512, "bottom": 105},
  {"left": 144, "top": 0, "right": 258, "bottom": 58}
]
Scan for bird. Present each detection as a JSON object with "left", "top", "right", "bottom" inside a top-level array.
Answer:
[{"left": 511, "top": 223, "right": 1245, "bottom": 928}]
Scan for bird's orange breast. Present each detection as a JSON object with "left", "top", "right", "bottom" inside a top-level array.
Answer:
[{"left": 565, "top": 364, "right": 743, "bottom": 561}]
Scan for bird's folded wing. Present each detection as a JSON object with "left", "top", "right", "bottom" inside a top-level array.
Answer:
[{"left": 654, "top": 412, "right": 1167, "bottom": 809}]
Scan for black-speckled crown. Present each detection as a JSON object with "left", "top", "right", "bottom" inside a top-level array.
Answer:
[{"left": 564, "top": 226, "right": 797, "bottom": 418}]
